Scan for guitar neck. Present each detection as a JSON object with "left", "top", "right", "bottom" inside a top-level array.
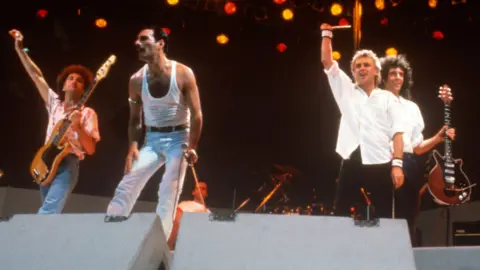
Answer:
[{"left": 444, "top": 102, "right": 453, "bottom": 161}]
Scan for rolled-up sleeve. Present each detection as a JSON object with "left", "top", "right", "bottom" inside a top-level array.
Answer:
[
  {"left": 324, "top": 60, "right": 355, "bottom": 114},
  {"left": 387, "top": 94, "right": 406, "bottom": 138},
  {"left": 82, "top": 108, "right": 100, "bottom": 142}
]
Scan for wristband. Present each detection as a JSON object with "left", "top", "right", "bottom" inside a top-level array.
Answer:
[
  {"left": 392, "top": 159, "right": 403, "bottom": 168},
  {"left": 322, "top": 30, "right": 333, "bottom": 39}
]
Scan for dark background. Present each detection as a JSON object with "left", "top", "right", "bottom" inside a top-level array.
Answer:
[{"left": 1, "top": 0, "right": 479, "bottom": 212}]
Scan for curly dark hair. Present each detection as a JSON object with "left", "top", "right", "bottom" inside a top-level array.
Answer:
[
  {"left": 379, "top": 54, "right": 414, "bottom": 100},
  {"left": 55, "top": 64, "right": 94, "bottom": 100}
]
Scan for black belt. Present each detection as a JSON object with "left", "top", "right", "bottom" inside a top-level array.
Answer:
[{"left": 146, "top": 124, "right": 188, "bottom": 133}]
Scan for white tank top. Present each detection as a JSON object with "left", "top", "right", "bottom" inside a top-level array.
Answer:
[{"left": 141, "top": 61, "right": 190, "bottom": 127}]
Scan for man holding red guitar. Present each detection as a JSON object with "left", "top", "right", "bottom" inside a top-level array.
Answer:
[
  {"left": 10, "top": 29, "right": 100, "bottom": 214},
  {"left": 379, "top": 54, "right": 455, "bottom": 245}
]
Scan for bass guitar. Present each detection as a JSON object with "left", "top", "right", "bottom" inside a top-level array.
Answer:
[
  {"left": 426, "top": 84, "right": 475, "bottom": 205},
  {"left": 30, "top": 55, "right": 116, "bottom": 186}
]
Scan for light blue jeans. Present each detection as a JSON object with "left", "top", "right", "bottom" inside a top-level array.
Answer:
[
  {"left": 38, "top": 154, "right": 79, "bottom": 214},
  {"left": 106, "top": 129, "right": 189, "bottom": 239}
]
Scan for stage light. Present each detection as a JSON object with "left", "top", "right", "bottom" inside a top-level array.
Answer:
[
  {"left": 330, "top": 2, "right": 343, "bottom": 16},
  {"left": 77, "top": 9, "right": 81, "bottom": 15},
  {"left": 390, "top": 0, "right": 403, "bottom": 7},
  {"left": 162, "top": 27, "right": 171, "bottom": 35},
  {"left": 428, "top": 0, "right": 438, "bottom": 8},
  {"left": 282, "top": 8, "right": 294, "bottom": 20},
  {"left": 380, "top": 17, "right": 388, "bottom": 25},
  {"left": 432, "top": 30, "right": 444, "bottom": 40},
  {"left": 451, "top": 0, "right": 467, "bottom": 5},
  {"left": 332, "top": 51, "right": 341, "bottom": 60},
  {"left": 385, "top": 47, "right": 398, "bottom": 56},
  {"left": 273, "top": 0, "right": 287, "bottom": 4},
  {"left": 339, "top": 18, "right": 349, "bottom": 26},
  {"left": 216, "top": 33, "right": 229, "bottom": 45},
  {"left": 375, "top": 0, "right": 385, "bottom": 10},
  {"left": 36, "top": 9, "right": 48, "bottom": 19},
  {"left": 166, "top": 0, "right": 179, "bottom": 6},
  {"left": 224, "top": 2, "right": 237, "bottom": 15},
  {"left": 95, "top": 18, "right": 107, "bottom": 28},
  {"left": 276, "top": 43, "right": 287, "bottom": 52}
]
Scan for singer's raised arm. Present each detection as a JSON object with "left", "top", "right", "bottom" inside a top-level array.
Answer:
[{"left": 10, "top": 29, "right": 50, "bottom": 103}]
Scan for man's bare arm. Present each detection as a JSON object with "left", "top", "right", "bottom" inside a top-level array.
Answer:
[
  {"left": 183, "top": 67, "right": 203, "bottom": 150},
  {"left": 128, "top": 75, "right": 143, "bottom": 148},
  {"left": 11, "top": 30, "right": 50, "bottom": 102},
  {"left": 320, "top": 24, "right": 334, "bottom": 70}
]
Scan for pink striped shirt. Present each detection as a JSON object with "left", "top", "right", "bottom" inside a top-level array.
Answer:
[{"left": 45, "top": 89, "right": 100, "bottom": 160}]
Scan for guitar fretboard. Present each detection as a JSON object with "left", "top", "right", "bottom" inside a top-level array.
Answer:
[{"left": 444, "top": 103, "right": 453, "bottom": 162}]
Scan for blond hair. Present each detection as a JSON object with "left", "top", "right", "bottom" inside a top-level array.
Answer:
[{"left": 350, "top": 49, "right": 382, "bottom": 86}]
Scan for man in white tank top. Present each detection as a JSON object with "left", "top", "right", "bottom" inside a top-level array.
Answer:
[
  {"left": 105, "top": 27, "right": 203, "bottom": 241},
  {"left": 379, "top": 54, "right": 455, "bottom": 246}
]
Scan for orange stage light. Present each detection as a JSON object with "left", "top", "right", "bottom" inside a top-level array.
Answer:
[
  {"left": 332, "top": 51, "right": 341, "bottom": 60},
  {"left": 166, "top": 0, "right": 179, "bottom": 6},
  {"left": 95, "top": 18, "right": 107, "bottom": 28},
  {"left": 428, "top": 0, "right": 438, "bottom": 8},
  {"left": 216, "top": 33, "right": 229, "bottom": 45},
  {"left": 224, "top": 2, "right": 237, "bottom": 15},
  {"left": 282, "top": 8, "right": 294, "bottom": 20},
  {"left": 375, "top": 0, "right": 385, "bottom": 10},
  {"left": 385, "top": 47, "right": 398, "bottom": 56},
  {"left": 273, "top": 0, "right": 287, "bottom": 4},
  {"left": 330, "top": 3, "right": 343, "bottom": 16},
  {"left": 380, "top": 17, "right": 388, "bottom": 25}
]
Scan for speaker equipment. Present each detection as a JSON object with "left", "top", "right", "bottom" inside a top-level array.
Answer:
[
  {"left": 453, "top": 220, "right": 480, "bottom": 246},
  {"left": 0, "top": 213, "right": 171, "bottom": 270},
  {"left": 172, "top": 212, "right": 417, "bottom": 270},
  {"left": 414, "top": 246, "right": 480, "bottom": 270}
]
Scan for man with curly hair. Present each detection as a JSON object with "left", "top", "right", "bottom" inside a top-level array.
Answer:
[
  {"left": 379, "top": 54, "right": 455, "bottom": 245},
  {"left": 10, "top": 29, "right": 100, "bottom": 214}
]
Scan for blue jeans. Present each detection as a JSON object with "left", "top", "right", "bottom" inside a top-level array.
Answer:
[
  {"left": 38, "top": 154, "right": 79, "bottom": 214},
  {"left": 106, "top": 129, "right": 189, "bottom": 239}
]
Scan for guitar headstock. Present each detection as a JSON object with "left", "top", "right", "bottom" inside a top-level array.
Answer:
[
  {"left": 438, "top": 84, "right": 453, "bottom": 105},
  {"left": 94, "top": 54, "right": 117, "bottom": 81}
]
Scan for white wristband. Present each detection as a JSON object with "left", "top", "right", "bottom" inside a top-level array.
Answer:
[
  {"left": 322, "top": 30, "right": 333, "bottom": 38},
  {"left": 392, "top": 159, "right": 403, "bottom": 168}
]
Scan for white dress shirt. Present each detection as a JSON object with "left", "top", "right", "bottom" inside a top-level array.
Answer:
[
  {"left": 395, "top": 97, "right": 425, "bottom": 154},
  {"left": 324, "top": 61, "right": 405, "bottom": 164}
]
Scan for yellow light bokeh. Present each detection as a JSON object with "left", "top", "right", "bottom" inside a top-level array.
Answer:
[
  {"left": 330, "top": 3, "right": 343, "bottom": 16},
  {"left": 428, "top": 0, "right": 437, "bottom": 8},
  {"left": 216, "top": 34, "right": 229, "bottom": 45},
  {"left": 385, "top": 47, "right": 398, "bottom": 56},
  {"left": 282, "top": 8, "right": 294, "bottom": 20},
  {"left": 332, "top": 51, "right": 341, "bottom": 60},
  {"left": 375, "top": 0, "right": 385, "bottom": 10},
  {"left": 95, "top": 18, "right": 107, "bottom": 28},
  {"left": 166, "top": 0, "right": 179, "bottom": 6}
]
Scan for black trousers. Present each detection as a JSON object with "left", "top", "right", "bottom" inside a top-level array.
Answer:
[
  {"left": 334, "top": 148, "right": 394, "bottom": 219},
  {"left": 394, "top": 153, "right": 424, "bottom": 245}
]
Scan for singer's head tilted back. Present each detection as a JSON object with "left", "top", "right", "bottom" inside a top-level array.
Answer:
[{"left": 135, "top": 27, "right": 169, "bottom": 63}]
